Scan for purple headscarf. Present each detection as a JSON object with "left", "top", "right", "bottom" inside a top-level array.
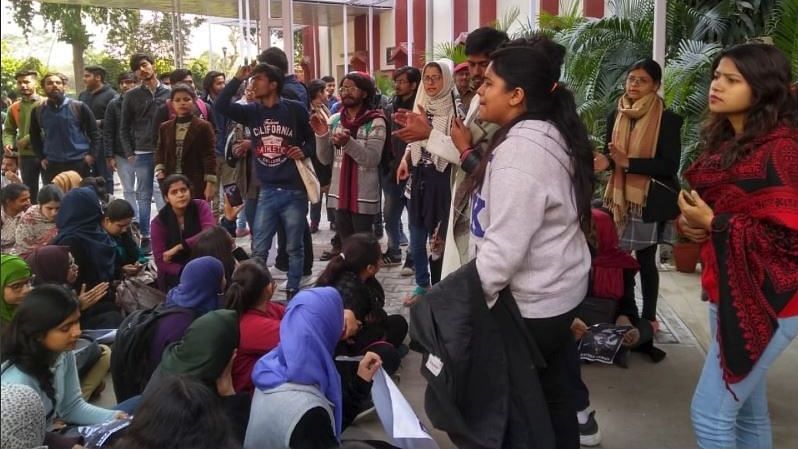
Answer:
[
  {"left": 251, "top": 287, "right": 345, "bottom": 437},
  {"left": 164, "top": 256, "right": 224, "bottom": 315}
]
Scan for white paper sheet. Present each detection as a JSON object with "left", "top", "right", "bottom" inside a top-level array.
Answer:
[{"left": 371, "top": 368, "right": 440, "bottom": 449}]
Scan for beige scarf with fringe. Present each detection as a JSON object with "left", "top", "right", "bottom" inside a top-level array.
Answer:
[{"left": 603, "top": 92, "right": 663, "bottom": 226}]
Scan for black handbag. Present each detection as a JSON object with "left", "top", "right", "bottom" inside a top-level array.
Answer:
[{"left": 642, "top": 176, "right": 680, "bottom": 223}]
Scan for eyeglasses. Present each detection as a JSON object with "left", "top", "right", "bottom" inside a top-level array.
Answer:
[
  {"left": 626, "top": 76, "right": 652, "bottom": 86},
  {"left": 423, "top": 75, "right": 442, "bottom": 84},
  {"left": 339, "top": 86, "right": 360, "bottom": 93}
]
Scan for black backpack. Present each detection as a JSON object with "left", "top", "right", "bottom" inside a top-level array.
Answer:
[{"left": 110, "top": 305, "right": 192, "bottom": 401}]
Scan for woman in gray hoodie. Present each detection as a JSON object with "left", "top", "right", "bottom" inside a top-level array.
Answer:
[{"left": 460, "top": 36, "right": 594, "bottom": 449}]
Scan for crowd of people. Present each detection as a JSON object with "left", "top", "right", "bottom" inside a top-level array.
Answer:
[{"left": 1, "top": 22, "right": 796, "bottom": 449}]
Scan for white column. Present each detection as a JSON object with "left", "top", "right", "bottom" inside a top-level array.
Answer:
[
  {"left": 343, "top": 4, "right": 349, "bottom": 74},
  {"left": 653, "top": 0, "right": 666, "bottom": 94},
  {"left": 529, "top": 0, "right": 538, "bottom": 29},
  {"left": 259, "top": 0, "right": 270, "bottom": 52},
  {"left": 282, "top": 0, "right": 294, "bottom": 74},
  {"left": 407, "top": 0, "right": 414, "bottom": 67},
  {"left": 368, "top": 7, "right": 374, "bottom": 74},
  {"left": 451, "top": 0, "right": 455, "bottom": 40},
  {"left": 245, "top": 0, "right": 252, "bottom": 61},
  {"left": 238, "top": 0, "right": 245, "bottom": 64}
]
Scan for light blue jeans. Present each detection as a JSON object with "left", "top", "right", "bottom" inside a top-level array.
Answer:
[
  {"left": 253, "top": 187, "right": 308, "bottom": 290},
  {"left": 691, "top": 303, "right": 798, "bottom": 449},
  {"left": 115, "top": 155, "right": 138, "bottom": 223}
]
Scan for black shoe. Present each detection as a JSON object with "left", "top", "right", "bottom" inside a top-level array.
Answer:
[
  {"left": 274, "top": 262, "right": 288, "bottom": 272},
  {"left": 374, "top": 226, "right": 384, "bottom": 239},
  {"left": 320, "top": 249, "right": 340, "bottom": 261},
  {"left": 140, "top": 238, "right": 152, "bottom": 255},
  {"left": 579, "top": 410, "right": 602, "bottom": 447},
  {"left": 286, "top": 289, "right": 298, "bottom": 301},
  {"left": 382, "top": 252, "right": 402, "bottom": 266}
]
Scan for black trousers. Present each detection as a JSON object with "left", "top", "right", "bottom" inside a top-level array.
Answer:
[
  {"left": 524, "top": 309, "right": 580, "bottom": 449},
  {"left": 19, "top": 155, "right": 42, "bottom": 202},
  {"left": 42, "top": 160, "right": 92, "bottom": 185},
  {"left": 635, "top": 244, "right": 659, "bottom": 321},
  {"left": 335, "top": 210, "right": 375, "bottom": 242}
]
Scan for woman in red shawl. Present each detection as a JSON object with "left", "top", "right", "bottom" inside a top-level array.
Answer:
[{"left": 679, "top": 43, "right": 798, "bottom": 449}]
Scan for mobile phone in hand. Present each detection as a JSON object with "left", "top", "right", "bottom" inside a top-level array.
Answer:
[
  {"left": 680, "top": 190, "right": 697, "bottom": 206},
  {"left": 232, "top": 247, "right": 250, "bottom": 262},
  {"left": 223, "top": 183, "right": 244, "bottom": 207}
]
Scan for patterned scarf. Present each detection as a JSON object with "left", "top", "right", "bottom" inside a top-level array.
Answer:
[
  {"left": 603, "top": 92, "right": 663, "bottom": 226},
  {"left": 684, "top": 125, "right": 798, "bottom": 385},
  {"left": 407, "top": 59, "right": 456, "bottom": 172}
]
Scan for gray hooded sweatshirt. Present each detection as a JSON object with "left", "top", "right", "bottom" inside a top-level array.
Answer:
[{"left": 470, "top": 120, "right": 590, "bottom": 319}]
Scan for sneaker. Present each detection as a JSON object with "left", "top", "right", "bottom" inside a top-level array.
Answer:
[
  {"left": 273, "top": 262, "right": 288, "bottom": 272},
  {"left": 401, "top": 257, "right": 414, "bottom": 277},
  {"left": 235, "top": 228, "right": 250, "bottom": 238},
  {"left": 399, "top": 231, "right": 409, "bottom": 247},
  {"left": 140, "top": 237, "right": 152, "bottom": 255},
  {"left": 374, "top": 225, "right": 384, "bottom": 239},
  {"left": 279, "top": 275, "right": 314, "bottom": 291},
  {"left": 578, "top": 410, "right": 602, "bottom": 447},
  {"left": 382, "top": 252, "right": 402, "bottom": 267}
]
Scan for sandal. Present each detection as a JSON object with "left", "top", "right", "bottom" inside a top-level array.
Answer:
[{"left": 403, "top": 286, "right": 428, "bottom": 307}]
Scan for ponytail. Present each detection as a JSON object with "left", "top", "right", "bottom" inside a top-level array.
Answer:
[
  {"left": 224, "top": 260, "right": 272, "bottom": 315},
  {"left": 315, "top": 233, "right": 381, "bottom": 286},
  {"left": 466, "top": 35, "right": 594, "bottom": 236}
]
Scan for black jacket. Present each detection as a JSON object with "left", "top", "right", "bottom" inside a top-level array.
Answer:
[
  {"left": 604, "top": 108, "right": 684, "bottom": 222},
  {"left": 410, "top": 260, "right": 554, "bottom": 449},
  {"left": 79, "top": 84, "right": 118, "bottom": 123},
  {"left": 103, "top": 95, "right": 125, "bottom": 158},
  {"left": 120, "top": 83, "right": 171, "bottom": 156}
]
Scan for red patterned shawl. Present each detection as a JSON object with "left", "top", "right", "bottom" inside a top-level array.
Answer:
[{"left": 684, "top": 125, "right": 798, "bottom": 385}]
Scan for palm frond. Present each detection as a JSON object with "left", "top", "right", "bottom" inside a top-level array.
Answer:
[
  {"left": 430, "top": 42, "right": 466, "bottom": 64},
  {"left": 767, "top": 0, "right": 798, "bottom": 77}
]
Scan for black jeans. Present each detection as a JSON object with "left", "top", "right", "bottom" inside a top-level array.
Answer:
[
  {"left": 43, "top": 159, "right": 92, "bottom": 185},
  {"left": 524, "top": 309, "right": 580, "bottom": 449},
  {"left": 635, "top": 244, "right": 659, "bottom": 321},
  {"left": 19, "top": 155, "right": 42, "bottom": 202}
]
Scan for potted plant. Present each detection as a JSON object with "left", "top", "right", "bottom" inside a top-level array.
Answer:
[{"left": 672, "top": 224, "right": 701, "bottom": 273}]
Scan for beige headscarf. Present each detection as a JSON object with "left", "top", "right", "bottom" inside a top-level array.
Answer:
[
  {"left": 603, "top": 92, "right": 663, "bottom": 226},
  {"left": 406, "top": 58, "right": 457, "bottom": 172},
  {"left": 52, "top": 170, "right": 83, "bottom": 193}
]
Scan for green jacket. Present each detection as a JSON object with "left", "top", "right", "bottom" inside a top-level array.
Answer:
[{"left": 3, "top": 96, "right": 41, "bottom": 157}]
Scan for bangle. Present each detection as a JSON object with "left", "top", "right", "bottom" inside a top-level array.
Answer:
[{"left": 459, "top": 147, "right": 474, "bottom": 163}]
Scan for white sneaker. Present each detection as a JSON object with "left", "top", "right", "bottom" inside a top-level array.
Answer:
[
  {"left": 279, "top": 275, "right": 314, "bottom": 291},
  {"left": 578, "top": 410, "right": 602, "bottom": 447}
]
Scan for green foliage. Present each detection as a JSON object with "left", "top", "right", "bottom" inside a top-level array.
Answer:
[
  {"left": 374, "top": 72, "right": 395, "bottom": 98},
  {"left": 767, "top": 0, "right": 798, "bottom": 77},
  {"left": 430, "top": 42, "right": 467, "bottom": 64},
  {"left": 84, "top": 51, "right": 127, "bottom": 86},
  {"left": 154, "top": 59, "right": 176, "bottom": 78},
  {"left": 0, "top": 40, "right": 47, "bottom": 96},
  {"left": 105, "top": 11, "right": 203, "bottom": 62}
]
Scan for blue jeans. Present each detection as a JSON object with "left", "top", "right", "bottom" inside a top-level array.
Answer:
[
  {"left": 409, "top": 222, "right": 430, "bottom": 288},
  {"left": 253, "top": 187, "right": 308, "bottom": 290},
  {"left": 691, "top": 303, "right": 798, "bottom": 449},
  {"left": 133, "top": 153, "right": 155, "bottom": 237},
  {"left": 382, "top": 171, "right": 407, "bottom": 257},
  {"left": 115, "top": 155, "right": 138, "bottom": 223}
]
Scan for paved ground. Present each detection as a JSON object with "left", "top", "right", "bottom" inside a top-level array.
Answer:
[{"left": 98, "top": 206, "right": 798, "bottom": 448}]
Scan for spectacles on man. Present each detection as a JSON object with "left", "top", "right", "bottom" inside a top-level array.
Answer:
[{"left": 339, "top": 86, "right": 360, "bottom": 93}]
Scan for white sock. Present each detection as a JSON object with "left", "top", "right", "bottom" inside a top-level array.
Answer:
[{"left": 577, "top": 408, "right": 590, "bottom": 425}]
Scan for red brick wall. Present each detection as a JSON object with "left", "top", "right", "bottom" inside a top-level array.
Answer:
[{"left": 480, "top": 0, "right": 497, "bottom": 26}]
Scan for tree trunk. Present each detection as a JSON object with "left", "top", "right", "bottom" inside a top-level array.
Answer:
[{"left": 72, "top": 40, "right": 86, "bottom": 95}]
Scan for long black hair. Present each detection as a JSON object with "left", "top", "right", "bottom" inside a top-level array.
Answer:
[
  {"left": 1, "top": 284, "right": 80, "bottom": 409},
  {"left": 225, "top": 259, "right": 273, "bottom": 315},
  {"left": 702, "top": 43, "right": 797, "bottom": 168},
  {"left": 190, "top": 226, "right": 236, "bottom": 284},
  {"left": 113, "top": 374, "right": 238, "bottom": 449},
  {"left": 315, "top": 233, "right": 381, "bottom": 287},
  {"left": 467, "top": 35, "right": 595, "bottom": 235}
]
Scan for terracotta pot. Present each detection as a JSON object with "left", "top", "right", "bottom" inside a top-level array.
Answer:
[{"left": 673, "top": 241, "right": 701, "bottom": 273}]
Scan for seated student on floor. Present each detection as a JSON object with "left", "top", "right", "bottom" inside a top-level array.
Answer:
[
  {"left": 52, "top": 187, "right": 123, "bottom": 329},
  {"left": 112, "top": 374, "right": 240, "bottom": 449},
  {"left": 102, "top": 199, "right": 146, "bottom": 279},
  {"left": 1, "top": 254, "right": 32, "bottom": 331},
  {"left": 225, "top": 259, "right": 285, "bottom": 393},
  {"left": 151, "top": 174, "right": 215, "bottom": 291},
  {"left": 24, "top": 245, "right": 114, "bottom": 400},
  {"left": 191, "top": 225, "right": 238, "bottom": 286},
  {"left": 315, "top": 233, "right": 408, "bottom": 375},
  {"left": 143, "top": 309, "right": 249, "bottom": 443},
  {"left": 244, "top": 287, "right": 384, "bottom": 449},
  {"left": 1, "top": 284, "right": 127, "bottom": 426},
  {"left": 14, "top": 184, "right": 63, "bottom": 257}
]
